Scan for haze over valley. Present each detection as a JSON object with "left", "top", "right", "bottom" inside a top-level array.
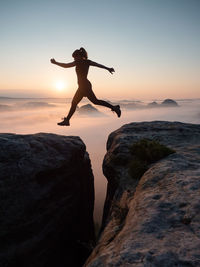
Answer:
[{"left": 1, "top": 96, "right": 199, "bottom": 223}]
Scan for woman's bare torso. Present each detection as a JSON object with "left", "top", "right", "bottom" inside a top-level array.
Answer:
[{"left": 75, "top": 59, "right": 91, "bottom": 85}]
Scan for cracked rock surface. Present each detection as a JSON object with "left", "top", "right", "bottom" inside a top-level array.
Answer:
[{"left": 85, "top": 121, "right": 200, "bottom": 267}]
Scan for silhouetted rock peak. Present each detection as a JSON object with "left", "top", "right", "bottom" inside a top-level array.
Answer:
[
  {"left": 85, "top": 121, "right": 200, "bottom": 267},
  {"left": 147, "top": 101, "right": 158, "bottom": 107},
  {"left": 77, "top": 104, "right": 106, "bottom": 116},
  {"left": 147, "top": 99, "right": 178, "bottom": 108},
  {"left": 0, "top": 133, "right": 95, "bottom": 267},
  {"left": 161, "top": 98, "right": 178, "bottom": 106}
]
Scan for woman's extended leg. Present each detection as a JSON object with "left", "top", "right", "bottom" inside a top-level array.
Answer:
[
  {"left": 57, "top": 90, "right": 83, "bottom": 126},
  {"left": 87, "top": 89, "right": 121, "bottom": 117},
  {"left": 66, "top": 90, "right": 83, "bottom": 120}
]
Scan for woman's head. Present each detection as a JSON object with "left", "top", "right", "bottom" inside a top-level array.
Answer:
[{"left": 72, "top": 47, "right": 88, "bottom": 60}]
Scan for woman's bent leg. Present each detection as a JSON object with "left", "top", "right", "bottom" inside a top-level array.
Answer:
[
  {"left": 87, "top": 90, "right": 113, "bottom": 108},
  {"left": 87, "top": 89, "right": 121, "bottom": 117}
]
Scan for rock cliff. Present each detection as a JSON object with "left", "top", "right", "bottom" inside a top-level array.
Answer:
[
  {"left": 0, "top": 133, "right": 95, "bottom": 267},
  {"left": 85, "top": 121, "right": 200, "bottom": 267}
]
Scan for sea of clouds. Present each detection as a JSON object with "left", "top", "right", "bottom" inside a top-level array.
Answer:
[{"left": 0, "top": 97, "right": 199, "bottom": 223}]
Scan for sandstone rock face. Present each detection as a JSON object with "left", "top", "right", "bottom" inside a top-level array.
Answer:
[
  {"left": 85, "top": 121, "right": 200, "bottom": 267},
  {"left": 0, "top": 133, "right": 95, "bottom": 267}
]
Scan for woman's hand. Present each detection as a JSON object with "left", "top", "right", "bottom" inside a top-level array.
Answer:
[
  {"left": 108, "top": 67, "right": 115, "bottom": 74},
  {"left": 50, "top": 58, "right": 56, "bottom": 64}
]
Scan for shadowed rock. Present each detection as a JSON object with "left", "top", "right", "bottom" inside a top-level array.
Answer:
[
  {"left": 85, "top": 121, "right": 200, "bottom": 267},
  {"left": 0, "top": 133, "right": 95, "bottom": 267}
]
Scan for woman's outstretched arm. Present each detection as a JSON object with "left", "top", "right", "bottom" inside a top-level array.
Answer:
[
  {"left": 50, "top": 58, "right": 75, "bottom": 68},
  {"left": 90, "top": 60, "right": 115, "bottom": 74}
]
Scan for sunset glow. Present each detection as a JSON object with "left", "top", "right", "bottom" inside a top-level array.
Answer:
[
  {"left": 0, "top": 0, "right": 199, "bottom": 99},
  {"left": 55, "top": 81, "right": 67, "bottom": 92}
]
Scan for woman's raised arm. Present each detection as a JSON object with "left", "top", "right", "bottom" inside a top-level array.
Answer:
[
  {"left": 50, "top": 58, "right": 75, "bottom": 68},
  {"left": 90, "top": 60, "right": 115, "bottom": 74}
]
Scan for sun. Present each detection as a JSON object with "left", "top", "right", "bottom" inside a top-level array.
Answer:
[{"left": 55, "top": 81, "right": 66, "bottom": 92}]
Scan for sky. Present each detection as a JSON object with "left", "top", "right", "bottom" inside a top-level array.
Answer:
[{"left": 0, "top": 0, "right": 200, "bottom": 99}]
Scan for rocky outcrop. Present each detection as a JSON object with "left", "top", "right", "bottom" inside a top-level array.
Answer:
[
  {"left": 85, "top": 121, "right": 200, "bottom": 267},
  {"left": 0, "top": 133, "right": 95, "bottom": 267},
  {"left": 77, "top": 104, "right": 106, "bottom": 117},
  {"left": 147, "top": 99, "right": 178, "bottom": 108},
  {"left": 161, "top": 99, "right": 178, "bottom": 106},
  {"left": 147, "top": 101, "right": 159, "bottom": 107}
]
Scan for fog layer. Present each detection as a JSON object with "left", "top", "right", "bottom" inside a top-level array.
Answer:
[{"left": 0, "top": 97, "right": 199, "bottom": 223}]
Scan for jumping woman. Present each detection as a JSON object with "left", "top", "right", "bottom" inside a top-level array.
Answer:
[{"left": 50, "top": 47, "right": 121, "bottom": 126}]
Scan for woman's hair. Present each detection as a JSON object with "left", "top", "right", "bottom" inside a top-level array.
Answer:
[{"left": 72, "top": 47, "right": 88, "bottom": 59}]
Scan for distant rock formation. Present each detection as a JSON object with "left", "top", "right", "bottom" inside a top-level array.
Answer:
[
  {"left": 115, "top": 99, "right": 179, "bottom": 110},
  {"left": 22, "top": 101, "right": 56, "bottom": 108},
  {"left": 0, "top": 133, "right": 95, "bottom": 267},
  {"left": 114, "top": 100, "right": 143, "bottom": 110},
  {"left": 147, "top": 101, "right": 159, "bottom": 107},
  {"left": 85, "top": 121, "right": 200, "bottom": 267},
  {"left": 77, "top": 104, "right": 106, "bottom": 117},
  {"left": 161, "top": 98, "right": 178, "bottom": 106},
  {"left": 147, "top": 99, "right": 178, "bottom": 108},
  {"left": 0, "top": 104, "right": 12, "bottom": 111},
  {"left": 120, "top": 102, "right": 142, "bottom": 109}
]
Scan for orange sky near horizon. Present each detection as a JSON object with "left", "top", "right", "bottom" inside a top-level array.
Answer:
[
  {"left": 0, "top": 0, "right": 199, "bottom": 100},
  {"left": 1, "top": 63, "right": 199, "bottom": 100}
]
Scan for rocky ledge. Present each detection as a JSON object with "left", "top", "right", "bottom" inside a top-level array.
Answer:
[
  {"left": 85, "top": 121, "right": 200, "bottom": 267},
  {"left": 0, "top": 133, "right": 95, "bottom": 267}
]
